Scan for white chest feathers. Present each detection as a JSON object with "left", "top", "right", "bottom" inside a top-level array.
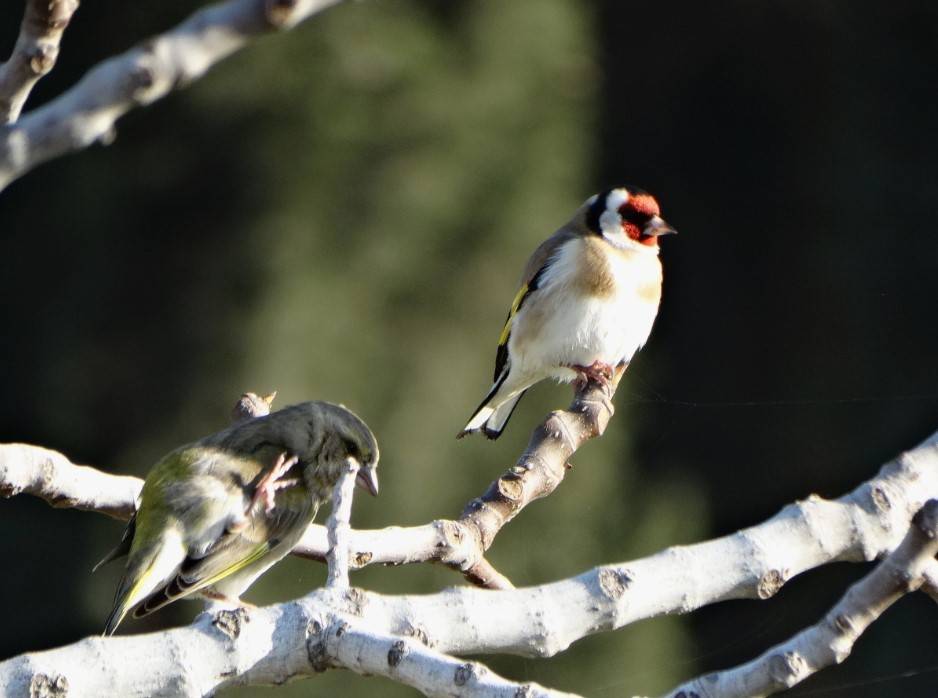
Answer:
[{"left": 509, "top": 236, "right": 662, "bottom": 380}]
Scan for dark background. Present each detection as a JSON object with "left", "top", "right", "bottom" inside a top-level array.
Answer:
[{"left": 1, "top": 1, "right": 937, "bottom": 695}]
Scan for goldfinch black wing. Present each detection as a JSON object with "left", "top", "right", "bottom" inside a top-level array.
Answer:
[{"left": 493, "top": 228, "right": 576, "bottom": 380}]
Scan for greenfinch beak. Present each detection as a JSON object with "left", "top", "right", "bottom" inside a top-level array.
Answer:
[{"left": 356, "top": 466, "right": 379, "bottom": 497}]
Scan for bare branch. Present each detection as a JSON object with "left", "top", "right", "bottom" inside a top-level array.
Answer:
[
  {"left": 0, "top": 584, "right": 586, "bottom": 697},
  {"left": 455, "top": 381, "right": 616, "bottom": 585},
  {"left": 10, "top": 476, "right": 938, "bottom": 698},
  {"left": 663, "top": 499, "right": 938, "bottom": 698},
  {"left": 313, "top": 617, "right": 578, "bottom": 698},
  {"left": 0, "top": 0, "right": 343, "bottom": 191},
  {"left": 0, "top": 443, "right": 139, "bottom": 519},
  {"left": 0, "top": 390, "right": 274, "bottom": 520},
  {"left": 0, "top": 380, "right": 616, "bottom": 590},
  {"left": 325, "top": 459, "right": 359, "bottom": 590},
  {"left": 1, "top": 429, "right": 936, "bottom": 694},
  {"left": 292, "top": 379, "right": 617, "bottom": 587},
  {"left": 0, "top": 0, "right": 79, "bottom": 124},
  {"left": 3, "top": 423, "right": 938, "bottom": 603}
]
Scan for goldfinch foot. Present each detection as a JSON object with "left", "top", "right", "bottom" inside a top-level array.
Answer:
[
  {"left": 251, "top": 452, "right": 300, "bottom": 514},
  {"left": 567, "top": 361, "right": 615, "bottom": 391}
]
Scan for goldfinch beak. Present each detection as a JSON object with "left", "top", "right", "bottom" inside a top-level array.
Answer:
[
  {"left": 644, "top": 215, "right": 678, "bottom": 237},
  {"left": 356, "top": 466, "right": 379, "bottom": 497}
]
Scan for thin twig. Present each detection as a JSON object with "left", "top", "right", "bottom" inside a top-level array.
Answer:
[
  {"left": 325, "top": 459, "right": 359, "bottom": 590},
  {"left": 0, "top": 0, "right": 80, "bottom": 124}
]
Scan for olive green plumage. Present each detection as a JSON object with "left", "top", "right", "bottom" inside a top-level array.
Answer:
[{"left": 99, "top": 401, "right": 379, "bottom": 635}]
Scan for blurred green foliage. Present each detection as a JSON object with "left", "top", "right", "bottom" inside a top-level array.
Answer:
[{"left": 2, "top": 0, "right": 938, "bottom": 696}]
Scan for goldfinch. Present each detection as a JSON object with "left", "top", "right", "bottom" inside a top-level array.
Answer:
[
  {"left": 99, "top": 401, "right": 379, "bottom": 635},
  {"left": 459, "top": 186, "right": 676, "bottom": 440}
]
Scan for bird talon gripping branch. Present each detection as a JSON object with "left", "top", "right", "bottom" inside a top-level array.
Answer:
[
  {"left": 459, "top": 186, "right": 676, "bottom": 440},
  {"left": 568, "top": 360, "right": 615, "bottom": 391}
]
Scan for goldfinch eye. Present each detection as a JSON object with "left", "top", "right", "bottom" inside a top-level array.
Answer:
[{"left": 618, "top": 205, "right": 652, "bottom": 228}]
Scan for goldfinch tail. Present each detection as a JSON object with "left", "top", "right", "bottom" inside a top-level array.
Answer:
[
  {"left": 479, "top": 390, "right": 526, "bottom": 440},
  {"left": 458, "top": 405, "right": 496, "bottom": 439},
  {"left": 457, "top": 372, "right": 527, "bottom": 440}
]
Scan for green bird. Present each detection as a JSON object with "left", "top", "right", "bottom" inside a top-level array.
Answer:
[{"left": 98, "top": 401, "right": 379, "bottom": 635}]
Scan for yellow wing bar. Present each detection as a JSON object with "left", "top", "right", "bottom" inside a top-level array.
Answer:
[{"left": 498, "top": 283, "right": 529, "bottom": 346}]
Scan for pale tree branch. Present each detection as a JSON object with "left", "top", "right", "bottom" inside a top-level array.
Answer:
[
  {"left": 0, "top": 0, "right": 344, "bottom": 191},
  {"left": 312, "top": 620, "right": 578, "bottom": 698},
  {"left": 325, "top": 458, "right": 359, "bottom": 590},
  {"left": 3, "top": 423, "right": 938, "bottom": 599},
  {"left": 0, "top": 584, "right": 582, "bottom": 697},
  {"left": 920, "top": 563, "right": 938, "bottom": 605},
  {"left": 0, "top": 430, "right": 936, "bottom": 695},
  {"left": 0, "top": 443, "right": 139, "bottom": 520},
  {"left": 663, "top": 499, "right": 938, "bottom": 698},
  {"left": 0, "top": 380, "right": 619, "bottom": 590},
  {"left": 0, "top": 0, "right": 80, "bottom": 124}
]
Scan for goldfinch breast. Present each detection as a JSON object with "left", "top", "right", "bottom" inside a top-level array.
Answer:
[{"left": 509, "top": 236, "right": 661, "bottom": 381}]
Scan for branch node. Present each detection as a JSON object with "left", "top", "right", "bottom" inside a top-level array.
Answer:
[
  {"left": 212, "top": 607, "right": 250, "bottom": 640},
  {"left": 47, "top": 0, "right": 80, "bottom": 30},
  {"left": 129, "top": 63, "right": 157, "bottom": 97},
  {"left": 463, "top": 557, "right": 515, "bottom": 589},
  {"left": 870, "top": 484, "right": 892, "bottom": 514},
  {"left": 342, "top": 587, "right": 368, "bottom": 616},
  {"left": 544, "top": 412, "right": 577, "bottom": 451},
  {"left": 757, "top": 569, "right": 786, "bottom": 599},
  {"left": 454, "top": 661, "right": 483, "bottom": 686},
  {"left": 28, "top": 673, "right": 69, "bottom": 698},
  {"left": 497, "top": 475, "right": 524, "bottom": 502},
  {"left": 436, "top": 518, "right": 464, "bottom": 547},
  {"left": 28, "top": 46, "right": 57, "bottom": 76},
  {"left": 768, "top": 651, "right": 805, "bottom": 685},
  {"left": 832, "top": 613, "right": 855, "bottom": 636},
  {"left": 387, "top": 639, "right": 407, "bottom": 667},
  {"left": 264, "top": 0, "right": 300, "bottom": 28},
  {"left": 892, "top": 568, "right": 917, "bottom": 593},
  {"left": 598, "top": 567, "right": 632, "bottom": 600},
  {"left": 351, "top": 551, "right": 372, "bottom": 568},
  {"left": 402, "top": 621, "right": 432, "bottom": 647},
  {"left": 306, "top": 619, "right": 330, "bottom": 673},
  {"left": 912, "top": 498, "right": 938, "bottom": 537}
]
